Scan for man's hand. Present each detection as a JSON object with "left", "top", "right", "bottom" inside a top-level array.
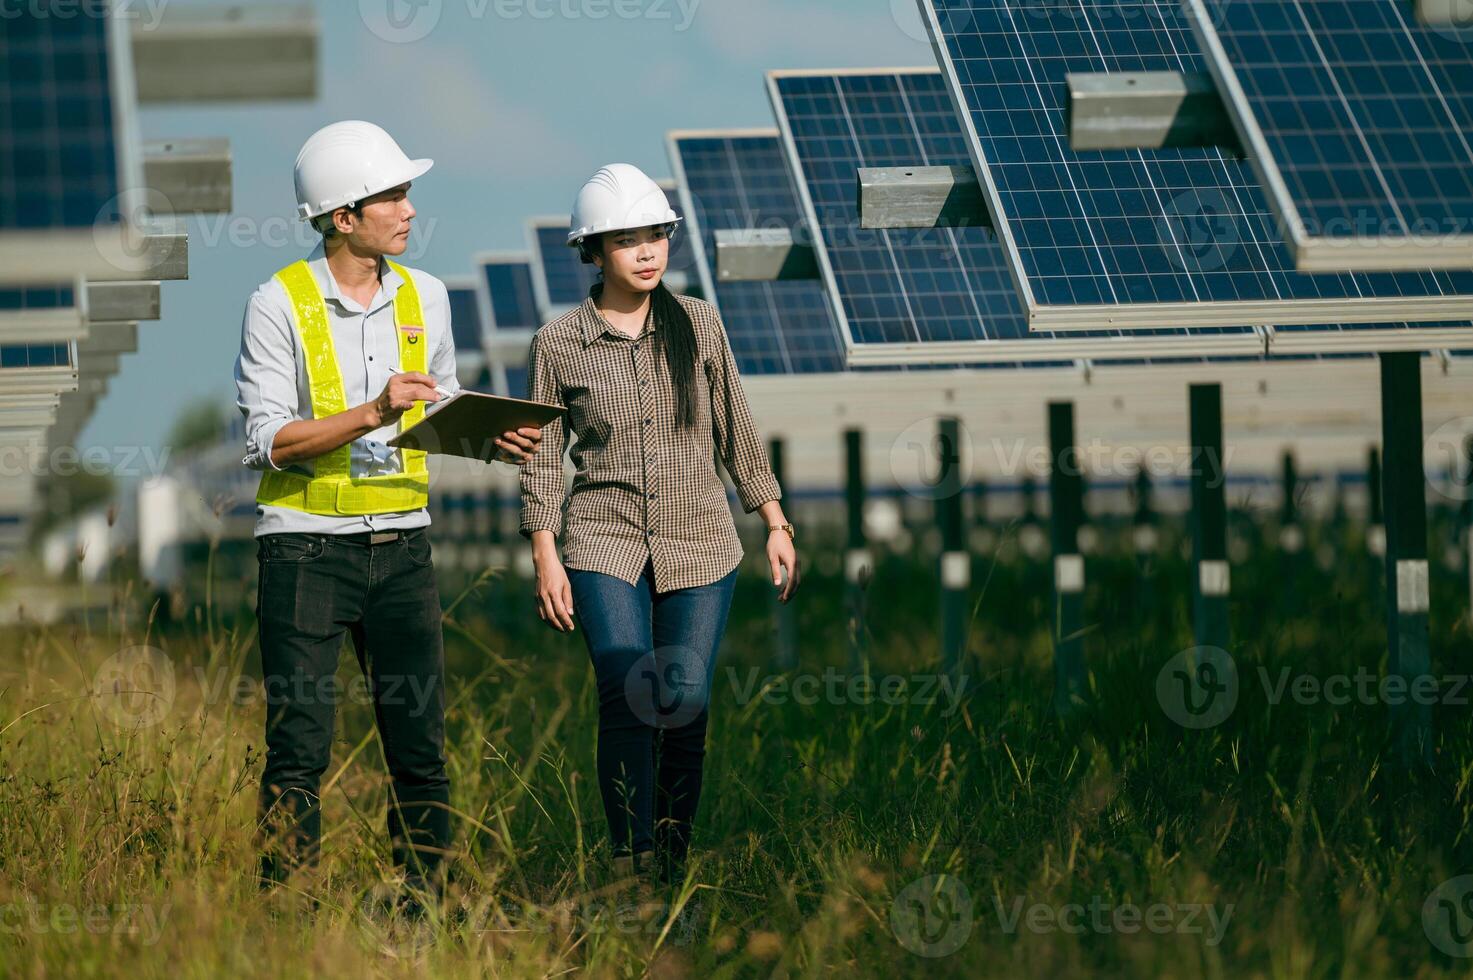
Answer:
[
  {"left": 493, "top": 426, "right": 543, "bottom": 465},
  {"left": 368, "top": 371, "right": 441, "bottom": 427}
]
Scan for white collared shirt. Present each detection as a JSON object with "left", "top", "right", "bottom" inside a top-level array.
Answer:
[{"left": 234, "top": 242, "right": 460, "bottom": 537}]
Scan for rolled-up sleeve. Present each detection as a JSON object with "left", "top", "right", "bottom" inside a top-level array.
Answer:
[
  {"left": 234, "top": 286, "right": 297, "bottom": 473},
  {"left": 518, "top": 330, "right": 568, "bottom": 538},
  {"left": 706, "top": 310, "right": 781, "bottom": 513}
]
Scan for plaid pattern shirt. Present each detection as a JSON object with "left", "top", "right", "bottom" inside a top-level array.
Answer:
[{"left": 519, "top": 288, "right": 782, "bottom": 592}]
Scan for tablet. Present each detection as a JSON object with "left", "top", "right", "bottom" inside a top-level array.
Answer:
[{"left": 386, "top": 391, "right": 565, "bottom": 461}]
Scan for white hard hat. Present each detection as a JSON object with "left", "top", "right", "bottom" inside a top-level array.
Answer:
[
  {"left": 293, "top": 120, "right": 433, "bottom": 221},
  {"left": 567, "top": 163, "right": 681, "bottom": 248}
]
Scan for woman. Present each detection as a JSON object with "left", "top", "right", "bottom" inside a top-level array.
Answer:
[{"left": 518, "top": 163, "right": 800, "bottom": 881}]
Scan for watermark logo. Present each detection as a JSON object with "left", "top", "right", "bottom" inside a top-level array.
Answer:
[
  {"left": 889, "top": 416, "right": 972, "bottom": 501},
  {"left": 623, "top": 644, "right": 709, "bottom": 729},
  {"left": 1425, "top": 875, "right": 1473, "bottom": 957},
  {"left": 360, "top": 0, "right": 442, "bottom": 43},
  {"left": 1425, "top": 418, "right": 1473, "bottom": 504},
  {"left": 1156, "top": 646, "right": 1238, "bottom": 729},
  {"left": 0, "top": 0, "right": 170, "bottom": 31},
  {"left": 91, "top": 187, "right": 181, "bottom": 278},
  {"left": 92, "top": 645, "right": 175, "bottom": 729},
  {"left": 724, "top": 667, "right": 968, "bottom": 716},
  {"left": 0, "top": 897, "right": 171, "bottom": 946},
  {"left": 1421, "top": 0, "right": 1473, "bottom": 44},
  {"left": 891, "top": 874, "right": 973, "bottom": 957},
  {"left": 1158, "top": 189, "right": 1241, "bottom": 273}
]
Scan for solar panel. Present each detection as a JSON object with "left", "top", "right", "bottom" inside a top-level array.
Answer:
[
  {"left": 526, "top": 218, "right": 595, "bottom": 321},
  {"left": 445, "top": 280, "right": 483, "bottom": 353},
  {"left": 1185, "top": 0, "right": 1473, "bottom": 272},
  {"left": 667, "top": 130, "right": 849, "bottom": 374},
  {"left": 0, "top": 344, "right": 71, "bottom": 369},
  {"left": 767, "top": 67, "right": 1291, "bottom": 365},
  {"left": 0, "top": 5, "right": 143, "bottom": 284},
  {"left": 473, "top": 252, "right": 540, "bottom": 399},
  {"left": 919, "top": 0, "right": 1473, "bottom": 336},
  {"left": 480, "top": 257, "right": 540, "bottom": 330},
  {"left": 0, "top": 285, "right": 76, "bottom": 311}
]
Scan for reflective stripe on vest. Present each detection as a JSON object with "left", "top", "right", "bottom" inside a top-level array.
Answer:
[{"left": 255, "top": 259, "right": 431, "bottom": 516}]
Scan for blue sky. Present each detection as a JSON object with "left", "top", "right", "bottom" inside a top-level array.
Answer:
[{"left": 84, "top": 0, "right": 931, "bottom": 455}]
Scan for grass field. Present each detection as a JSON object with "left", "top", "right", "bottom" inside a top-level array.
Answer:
[{"left": 2, "top": 516, "right": 1473, "bottom": 978}]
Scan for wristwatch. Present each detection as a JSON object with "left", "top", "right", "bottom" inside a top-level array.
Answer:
[{"left": 768, "top": 523, "right": 795, "bottom": 540}]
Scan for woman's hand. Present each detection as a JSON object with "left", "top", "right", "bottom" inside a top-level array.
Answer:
[
  {"left": 493, "top": 426, "right": 543, "bottom": 465},
  {"left": 533, "top": 545, "right": 576, "bottom": 631},
  {"left": 767, "top": 529, "right": 800, "bottom": 603}
]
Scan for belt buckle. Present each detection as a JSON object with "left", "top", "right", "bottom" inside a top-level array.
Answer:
[{"left": 369, "top": 531, "right": 400, "bottom": 546}]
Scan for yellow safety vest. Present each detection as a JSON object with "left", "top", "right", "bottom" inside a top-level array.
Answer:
[{"left": 255, "top": 259, "right": 431, "bottom": 516}]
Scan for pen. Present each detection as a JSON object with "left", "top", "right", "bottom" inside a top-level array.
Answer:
[{"left": 387, "top": 364, "right": 456, "bottom": 402}]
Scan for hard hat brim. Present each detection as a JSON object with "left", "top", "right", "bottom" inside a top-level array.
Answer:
[
  {"left": 566, "top": 213, "right": 682, "bottom": 247},
  {"left": 297, "top": 158, "right": 435, "bottom": 220}
]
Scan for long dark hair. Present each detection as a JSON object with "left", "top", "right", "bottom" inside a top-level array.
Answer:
[{"left": 583, "top": 232, "right": 698, "bottom": 429}]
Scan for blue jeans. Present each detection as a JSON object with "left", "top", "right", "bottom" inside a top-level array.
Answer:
[{"left": 567, "top": 558, "right": 738, "bottom": 867}]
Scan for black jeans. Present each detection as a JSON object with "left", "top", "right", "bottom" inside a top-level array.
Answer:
[{"left": 255, "top": 528, "right": 450, "bottom": 890}]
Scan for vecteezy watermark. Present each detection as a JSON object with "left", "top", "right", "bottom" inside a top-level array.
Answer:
[
  {"left": 91, "top": 648, "right": 443, "bottom": 729},
  {"left": 1156, "top": 646, "right": 1239, "bottom": 729},
  {"left": 891, "top": 875, "right": 974, "bottom": 958},
  {"left": 885, "top": 429, "right": 1236, "bottom": 501},
  {"left": 91, "top": 646, "right": 175, "bottom": 730},
  {"left": 1158, "top": 189, "right": 1242, "bottom": 273},
  {"left": 724, "top": 667, "right": 969, "bottom": 717},
  {"left": 359, "top": 0, "right": 703, "bottom": 44},
  {"left": 0, "top": 897, "right": 171, "bottom": 946},
  {"left": 472, "top": 896, "right": 702, "bottom": 946},
  {"left": 989, "top": 895, "right": 1233, "bottom": 946},
  {"left": 1423, "top": 0, "right": 1473, "bottom": 44},
  {"left": 0, "top": 0, "right": 170, "bottom": 31},
  {"left": 180, "top": 209, "right": 439, "bottom": 260},
  {"left": 0, "top": 444, "right": 172, "bottom": 480},
  {"left": 888, "top": 416, "right": 972, "bottom": 501},
  {"left": 1158, "top": 646, "right": 1472, "bottom": 729},
  {"left": 190, "top": 668, "right": 441, "bottom": 717},
  {"left": 892, "top": 0, "right": 1238, "bottom": 51},
  {"left": 890, "top": 875, "right": 1234, "bottom": 956},
  {"left": 623, "top": 644, "right": 711, "bottom": 730},
  {"left": 1425, "top": 875, "right": 1473, "bottom": 957},
  {"left": 1425, "top": 417, "right": 1473, "bottom": 504},
  {"left": 1257, "top": 666, "right": 1470, "bottom": 708}
]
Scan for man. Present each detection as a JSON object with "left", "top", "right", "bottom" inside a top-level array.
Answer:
[{"left": 234, "top": 120, "right": 542, "bottom": 902}]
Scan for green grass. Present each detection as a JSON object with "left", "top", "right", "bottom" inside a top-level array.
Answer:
[{"left": 2, "top": 517, "right": 1473, "bottom": 978}]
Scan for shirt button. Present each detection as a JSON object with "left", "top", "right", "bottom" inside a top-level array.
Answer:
[
  {"left": 649, "top": 492, "right": 657, "bottom": 500},
  {"left": 644, "top": 418, "right": 651, "bottom": 425},
  {"left": 640, "top": 379, "right": 647, "bottom": 386}
]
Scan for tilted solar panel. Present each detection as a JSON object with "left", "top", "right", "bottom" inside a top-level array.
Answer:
[
  {"left": 668, "top": 130, "right": 847, "bottom": 374},
  {"left": 482, "top": 258, "right": 539, "bottom": 330},
  {"left": 446, "top": 283, "right": 483, "bottom": 353},
  {"left": 768, "top": 68, "right": 1278, "bottom": 364},
  {"left": 919, "top": 0, "right": 1473, "bottom": 338},
  {"left": 1186, "top": 0, "right": 1473, "bottom": 272}
]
